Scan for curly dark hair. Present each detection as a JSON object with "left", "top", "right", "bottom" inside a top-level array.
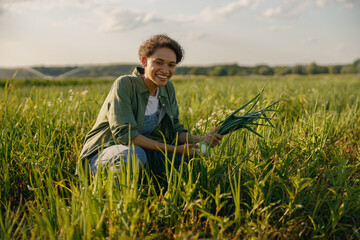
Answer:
[{"left": 138, "top": 34, "right": 184, "bottom": 64}]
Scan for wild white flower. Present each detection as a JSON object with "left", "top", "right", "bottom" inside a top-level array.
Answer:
[
  {"left": 57, "top": 98, "right": 62, "bottom": 103},
  {"left": 47, "top": 102, "right": 52, "bottom": 107},
  {"left": 69, "top": 89, "right": 73, "bottom": 94},
  {"left": 82, "top": 90, "right": 88, "bottom": 96},
  {"left": 69, "top": 96, "right": 73, "bottom": 101}
]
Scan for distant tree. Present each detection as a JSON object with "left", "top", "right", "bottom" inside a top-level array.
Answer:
[
  {"left": 188, "top": 67, "right": 207, "bottom": 75},
  {"left": 274, "top": 66, "right": 289, "bottom": 75},
  {"left": 227, "top": 64, "right": 239, "bottom": 76},
  {"left": 188, "top": 67, "right": 199, "bottom": 75},
  {"left": 176, "top": 66, "right": 192, "bottom": 75},
  {"left": 317, "top": 65, "right": 329, "bottom": 74},
  {"left": 353, "top": 58, "right": 360, "bottom": 67},
  {"left": 307, "top": 62, "right": 318, "bottom": 74},
  {"left": 209, "top": 66, "right": 227, "bottom": 76},
  {"left": 328, "top": 65, "right": 342, "bottom": 74},
  {"left": 353, "top": 58, "right": 360, "bottom": 73},
  {"left": 239, "top": 69, "right": 251, "bottom": 76},
  {"left": 356, "top": 65, "right": 360, "bottom": 74},
  {"left": 292, "top": 65, "right": 305, "bottom": 75},
  {"left": 258, "top": 66, "right": 274, "bottom": 75},
  {"left": 253, "top": 65, "right": 265, "bottom": 74},
  {"left": 340, "top": 65, "right": 356, "bottom": 74}
]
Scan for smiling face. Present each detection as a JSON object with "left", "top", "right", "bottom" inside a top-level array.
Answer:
[{"left": 141, "top": 47, "right": 177, "bottom": 95}]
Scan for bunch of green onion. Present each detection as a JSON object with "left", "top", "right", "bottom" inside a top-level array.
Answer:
[{"left": 196, "top": 89, "right": 281, "bottom": 155}]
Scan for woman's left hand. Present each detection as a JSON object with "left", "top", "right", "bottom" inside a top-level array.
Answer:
[{"left": 203, "top": 125, "right": 223, "bottom": 148}]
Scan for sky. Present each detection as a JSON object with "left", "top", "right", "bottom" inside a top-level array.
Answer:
[{"left": 0, "top": 0, "right": 359, "bottom": 67}]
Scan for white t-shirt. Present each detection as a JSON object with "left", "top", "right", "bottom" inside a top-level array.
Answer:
[
  {"left": 145, "top": 90, "right": 165, "bottom": 123},
  {"left": 145, "top": 90, "right": 159, "bottom": 116}
]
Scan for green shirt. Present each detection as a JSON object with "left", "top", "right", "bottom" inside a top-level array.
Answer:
[{"left": 79, "top": 67, "right": 187, "bottom": 161}]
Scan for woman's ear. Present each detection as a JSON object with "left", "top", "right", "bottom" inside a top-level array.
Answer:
[{"left": 141, "top": 57, "right": 147, "bottom": 67}]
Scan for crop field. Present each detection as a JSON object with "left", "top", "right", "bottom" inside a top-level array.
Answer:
[{"left": 1, "top": 75, "right": 359, "bottom": 239}]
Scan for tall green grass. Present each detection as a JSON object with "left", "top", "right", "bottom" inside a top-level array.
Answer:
[{"left": 1, "top": 75, "right": 359, "bottom": 239}]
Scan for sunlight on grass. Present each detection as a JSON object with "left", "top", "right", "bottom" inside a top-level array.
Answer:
[{"left": 1, "top": 75, "right": 359, "bottom": 239}]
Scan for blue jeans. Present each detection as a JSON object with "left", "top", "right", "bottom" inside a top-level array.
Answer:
[{"left": 88, "top": 145, "right": 147, "bottom": 175}]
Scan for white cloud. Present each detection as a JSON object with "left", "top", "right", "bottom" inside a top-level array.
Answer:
[
  {"left": 316, "top": 0, "right": 357, "bottom": 8},
  {"left": 0, "top": 0, "right": 262, "bottom": 31},
  {"left": 186, "top": 31, "right": 207, "bottom": 40},
  {"left": 262, "top": 0, "right": 311, "bottom": 19},
  {"left": 315, "top": 0, "right": 330, "bottom": 7},
  {"left": 0, "top": 0, "right": 113, "bottom": 14},
  {"left": 262, "top": 7, "right": 283, "bottom": 18},
  {"left": 95, "top": 7, "right": 162, "bottom": 32},
  {"left": 0, "top": 0, "right": 57, "bottom": 13},
  {"left": 2, "top": 0, "right": 358, "bottom": 33},
  {"left": 259, "top": 25, "right": 293, "bottom": 32},
  {"left": 174, "top": 0, "right": 262, "bottom": 23},
  {"left": 51, "top": 16, "right": 94, "bottom": 29},
  {"left": 261, "top": 0, "right": 358, "bottom": 19},
  {"left": 58, "top": 0, "right": 96, "bottom": 8},
  {"left": 93, "top": 0, "right": 263, "bottom": 32},
  {"left": 338, "top": 0, "right": 357, "bottom": 8}
]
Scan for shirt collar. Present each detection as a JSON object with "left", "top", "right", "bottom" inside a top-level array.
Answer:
[{"left": 132, "top": 67, "right": 168, "bottom": 98}]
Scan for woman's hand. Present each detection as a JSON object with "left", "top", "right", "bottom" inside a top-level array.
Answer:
[
  {"left": 203, "top": 125, "right": 223, "bottom": 148},
  {"left": 175, "top": 143, "right": 199, "bottom": 157}
]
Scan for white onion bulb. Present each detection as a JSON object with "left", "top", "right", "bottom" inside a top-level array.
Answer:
[{"left": 195, "top": 142, "right": 210, "bottom": 155}]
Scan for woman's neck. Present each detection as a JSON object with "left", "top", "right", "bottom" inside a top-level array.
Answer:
[{"left": 142, "top": 75, "right": 158, "bottom": 96}]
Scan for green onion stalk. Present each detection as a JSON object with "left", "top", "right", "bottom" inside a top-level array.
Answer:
[{"left": 196, "top": 89, "right": 282, "bottom": 155}]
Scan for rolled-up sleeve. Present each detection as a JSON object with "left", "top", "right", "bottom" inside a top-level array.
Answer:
[{"left": 107, "top": 78, "right": 139, "bottom": 144}]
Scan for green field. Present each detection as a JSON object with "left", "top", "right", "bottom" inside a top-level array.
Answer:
[{"left": 1, "top": 75, "right": 359, "bottom": 239}]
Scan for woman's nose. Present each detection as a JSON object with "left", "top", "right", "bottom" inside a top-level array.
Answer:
[{"left": 161, "top": 65, "right": 170, "bottom": 73}]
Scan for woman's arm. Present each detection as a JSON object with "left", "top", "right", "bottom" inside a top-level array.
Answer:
[
  {"left": 178, "top": 126, "right": 223, "bottom": 148},
  {"left": 131, "top": 134, "right": 197, "bottom": 157},
  {"left": 178, "top": 132, "right": 200, "bottom": 144}
]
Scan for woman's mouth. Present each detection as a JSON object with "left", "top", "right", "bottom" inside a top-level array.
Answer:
[{"left": 157, "top": 75, "right": 168, "bottom": 81}]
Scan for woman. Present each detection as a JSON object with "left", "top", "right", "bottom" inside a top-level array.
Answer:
[{"left": 79, "top": 34, "right": 222, "bottom": 177}]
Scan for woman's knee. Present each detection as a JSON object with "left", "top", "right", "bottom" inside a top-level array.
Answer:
[
  {"left": 130, "top": 145, "right": 147, "bottom": 167},
  {"left": 115, "top": 145, "right": 147, "bottom": 169},
  {"left": 92, "top": 145, "right": 147, "bottom": 173}
]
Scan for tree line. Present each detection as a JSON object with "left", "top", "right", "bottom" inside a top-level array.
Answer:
[
  {"left": 30, "top": 59, "right": 360, "bottom": 78},
  {"left": 176, "top": 59, "right": 360, "bottom": 76}
]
